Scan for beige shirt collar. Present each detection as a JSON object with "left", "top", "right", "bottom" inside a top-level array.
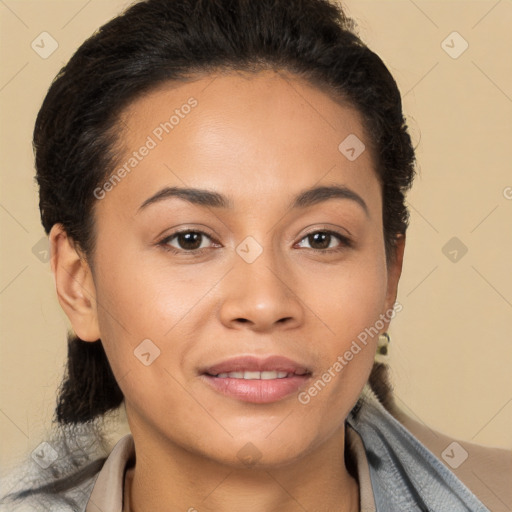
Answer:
[{"left": 85, "top": 425, "right": 376, "bottom": 512}]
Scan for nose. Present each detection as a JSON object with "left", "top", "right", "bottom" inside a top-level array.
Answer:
[{"left": 218, "top": 246, "right": 304, "bottom": 332}]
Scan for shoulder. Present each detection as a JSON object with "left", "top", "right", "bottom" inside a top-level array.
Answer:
[
  {"left": 0, "top": 423, "right": 111, "bottom": 511},
  {"left": 395, "top": 409, "right": 512, "bottom": 512},
  {"left": 348, "top": 387, "right": 510, "bottom": 511}
]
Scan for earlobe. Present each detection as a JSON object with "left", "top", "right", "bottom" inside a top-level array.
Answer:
[{"left": 49, "top": 224, "right": 101, "bottom": 342}]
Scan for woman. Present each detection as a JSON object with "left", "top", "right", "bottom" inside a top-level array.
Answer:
[{"left": 0, "top": 0, "right": 510, "bottom": 510}]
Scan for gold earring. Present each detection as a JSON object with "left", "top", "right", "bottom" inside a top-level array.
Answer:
[{"left": 375, "top": 332, "right": 390, "bottom": 363}]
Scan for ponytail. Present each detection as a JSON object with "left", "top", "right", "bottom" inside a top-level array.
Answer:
[{"left": 55, "top": 332, "right": 124, "bottom": 425}]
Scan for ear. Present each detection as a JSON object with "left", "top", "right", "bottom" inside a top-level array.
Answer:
[
  {"left": 383, "top": 233, "right": 406, "bottom": 314},
  {"left": 49, "top": 224, "right": 101, "bottom": 342}
]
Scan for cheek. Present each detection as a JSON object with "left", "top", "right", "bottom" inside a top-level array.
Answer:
[
  {"left": 94, "top": 247, "right": 182, "bottom": 334},
  {"left": 293, "top": 258, "right": 388, "bottom": 427},
  {"left": 92, "top": 249, "right": 219, "bottom": 391},
  {"left": 91, "top": 252, "right": 166, "bottom": 378},
  {"left": 300, "top": 248, "right": 388, "bottom": 394},
  {"left": 307, "top": 251, "right": 388, "bottom": 344}
]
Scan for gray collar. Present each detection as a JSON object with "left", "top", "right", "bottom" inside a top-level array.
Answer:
[{"left": 346, "top": 386, "right": 490, "bottom": 512}]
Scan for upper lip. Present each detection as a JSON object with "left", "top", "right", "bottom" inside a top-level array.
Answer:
[{"left": 202, "top": 356, "right": 311, "bottom": 376}]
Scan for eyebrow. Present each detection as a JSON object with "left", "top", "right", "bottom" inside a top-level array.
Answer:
[{"left": 137, "top": 184, "right": 369, "bottom": 216}]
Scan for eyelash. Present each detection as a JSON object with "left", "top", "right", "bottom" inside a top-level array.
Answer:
[{"left": 157, "top": 228, "right": 353, "bottom": 255}]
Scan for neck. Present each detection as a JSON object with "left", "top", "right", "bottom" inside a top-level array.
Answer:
[{"left": 124, "top": 421, "right": 359, "bottom": 512}]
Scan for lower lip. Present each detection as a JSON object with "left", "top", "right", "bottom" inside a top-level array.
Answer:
[{"left": 201, "top": 374, "right": 310, "bottom": 403}]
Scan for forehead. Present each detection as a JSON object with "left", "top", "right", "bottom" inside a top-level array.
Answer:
[
  {"left": 119, "top": 68, "right": 369, "bottom": 147},
  {"left": 99, "top": 69, "right": 379, "bottom": 216}
]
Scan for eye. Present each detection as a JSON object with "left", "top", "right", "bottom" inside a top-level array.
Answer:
[
  {"left": 296, "top": 230, "right": 352, "bottom": 253},
  {"left": 159, "top": 230, "right": 219, "bottom": 253},
  {"left": 158, "top": 228, "right": 352, "bottom": 255}
]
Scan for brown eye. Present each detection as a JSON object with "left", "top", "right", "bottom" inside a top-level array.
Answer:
[
  {"left": 297, "top": 230, "right": 352, "bottom": 252},
  {"left": 160, "top": 230, "right": 216, "bottom": 253},
  {"left": 308, "top": 232, "right": 331, "bottom": 250},
  {"left": 177, "top": 232, "right": 203, "bottom": 250}
]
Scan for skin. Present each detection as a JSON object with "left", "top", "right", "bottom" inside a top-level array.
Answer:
[{"left": 50, "top": 69, "right": 405, "bottom": 512}]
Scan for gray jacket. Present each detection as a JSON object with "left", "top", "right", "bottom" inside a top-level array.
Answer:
[{"left": 347, "top": 387, "right": 491, "bottom": 511}]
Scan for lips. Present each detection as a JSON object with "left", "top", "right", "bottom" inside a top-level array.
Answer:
[
  {"left": 200, "top": 355, "right": 312, "bottom": 404},
  {"left": 202, "top": 355, "right": 310, "bottom": 376}
]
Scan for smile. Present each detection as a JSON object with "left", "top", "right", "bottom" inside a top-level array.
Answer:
[{"left": 200, "top": 355, "right": 312, "bottom": 403}]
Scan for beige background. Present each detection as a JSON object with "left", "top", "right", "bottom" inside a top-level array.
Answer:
[{"left": 1, "top": 0, "right": 511, "bottom": 472}]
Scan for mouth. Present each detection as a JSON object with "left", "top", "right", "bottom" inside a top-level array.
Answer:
[
  {"left": 200, "top": 355, "right": 312, "bottom": 404},
  {"left": 209, "top": 370, "right": 305, "bottom": 379}
]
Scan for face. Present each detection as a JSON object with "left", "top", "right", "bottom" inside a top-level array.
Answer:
[{"left": 62, "top": 69, "right": 403, "bottom": 468}]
